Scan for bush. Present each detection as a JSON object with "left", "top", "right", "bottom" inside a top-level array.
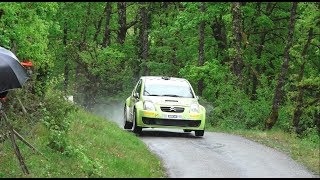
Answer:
[{"left": 40, "top": 89, "right": 77, "bottom": 153}]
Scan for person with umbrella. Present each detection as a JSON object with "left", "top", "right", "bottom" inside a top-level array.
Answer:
[
  {"left": 0, "top": 91, "right": 8, "bottom": 99},
  {"left": 0, "top": 60, "right": 32, "bottom": 100},
  {"left": 0, "top": 46, "right": 32, "bottom": 175},
  {"left": 0, "top": 46, "right": 29, "bottom": 97},
  {"left": 21, "top": 60, "right": 33, "bottom": 75}
]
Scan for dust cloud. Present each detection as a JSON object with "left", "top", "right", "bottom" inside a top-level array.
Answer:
[{"left": 91, "top": 100, "right": 125, "bottom": 128}]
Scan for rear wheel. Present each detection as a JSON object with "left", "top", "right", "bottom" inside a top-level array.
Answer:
[
  {"left": 195, "top": 130, "right": 204, "bottom": 137},
  {"left": 123, "top": 105, "right": 133, "bottom": 129},
  {"left": 132, "top": 109, "right": 142, "bottom": 134}
]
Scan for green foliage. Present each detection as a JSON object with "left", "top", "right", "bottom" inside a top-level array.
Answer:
[
  {"left": 180, "top": 59, "right": 279, "bottom": 131},
  {"left": 41, "top": 89, "right": 77, "bottom": 153},
  {"left": 0, "top": 109, "right": 165, "bottom": 177},
  {"left": 1, "top": 2, "right": 319, "bottom": 171}
]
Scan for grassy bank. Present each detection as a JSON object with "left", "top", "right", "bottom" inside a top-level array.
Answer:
[
  {"left": 206, "top": 126, "right": 320, "bottom": 175},
  {"left": 0, "top": 109, "right": 165, "bottom": 178}
]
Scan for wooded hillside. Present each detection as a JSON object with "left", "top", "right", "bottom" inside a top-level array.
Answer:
[{"left": 0, "top": 2, "right": 319, "bottom": 138}]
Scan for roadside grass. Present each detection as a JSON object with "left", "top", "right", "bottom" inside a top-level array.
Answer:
[
  {"left": 206, "top": 126, "right": 320, "bottom": 175},
  {"left": 0, "top": 109, "right": 166, "bottom": 178}
]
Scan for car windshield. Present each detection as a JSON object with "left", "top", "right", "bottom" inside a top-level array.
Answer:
[{"left": 143, "top": 79, "right": 194, "bottom": 98}]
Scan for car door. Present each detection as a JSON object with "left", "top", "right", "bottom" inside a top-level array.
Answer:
[{"left": 129, "top": 79, "right": 142, "bottom": 122}]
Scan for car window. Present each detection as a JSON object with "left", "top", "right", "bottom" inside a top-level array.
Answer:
[{"left": 143, "top": 79, "right": 194, "bottom": 98}]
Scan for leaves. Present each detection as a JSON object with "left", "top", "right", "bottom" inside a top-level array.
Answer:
[{"left": 0, "top": 2, "right": 318, "bottom": 136}]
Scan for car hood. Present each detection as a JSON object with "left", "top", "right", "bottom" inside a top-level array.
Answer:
[{"left": 142, "top": 96, "right": 198, "bottom": 107}]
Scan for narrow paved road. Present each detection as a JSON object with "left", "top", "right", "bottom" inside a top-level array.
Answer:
[
  {"left": 95, "top": 102, "right": 318, "bottom": 178},
  {"left": 139, "top": 128, "right": 316, "bottom": 178}
]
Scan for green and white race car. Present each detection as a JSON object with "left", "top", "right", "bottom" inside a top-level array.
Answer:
[{"left": 124, "top": 76, "right": 206, "bottom": 137}]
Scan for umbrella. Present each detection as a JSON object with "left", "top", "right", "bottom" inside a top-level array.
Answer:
[{"left": 0, "top": 47, "right": 29, "bottom": 93}]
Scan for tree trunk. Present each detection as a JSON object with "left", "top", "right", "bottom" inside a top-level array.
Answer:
[
  {"left": 139, "top": 2, "right": 149, "bottom": 76},
  {"left": 198, "top": 2, "right": 206, "bottom": 96},
  {"left": 79, "top": 3, "right": 91, "bottom": 50},
  {"left": 93, "top": 5, "right": 106, "bottom": 43},
  {"left": 211, "top": 15, "right": 227, "bottom": 53},
  {"left": 0, "top": 9, "right": 3, "bottom": 20},
  {"left": 231, "top": 2, "right": 244, "bottom": 82},
  {"left": 265, "top": 2, "right": 298, "bottom": 130},
  {"left": 292, "top": 28, "right": 313, "bottom": 134},
  {"left": 251, "top": 31, "right": 266, "bottom": 100},
  {"left": 63, "top": 21, "right": 69, "bottom": 95},
  {"left": 251, "top": 2, "right": 262, "bottom": 100},
  {"left": 252, "top": 2, "right": 265, "bottom": 100},
  {"left": 76, "top": 2, "right": 91, "bottom": 95},
  {"left": 132, "top": 13, "right": 140, "bottom": 81},
  {"left": 117, "top": 2, "right": 127, "bottom": 45},
  {"left": 252, "top": 2, "right": 278, "bottom": 100},
  {"left": 211, "top": 13, "right": 229, "bottom": 68},
  {"left": 160, "top": 2, "right": 169, "bottom": 27},
  {"left": 315, "top": 110, "right": 320, "bottom": 135},
  {"left": 102, "top": 2, "right": 112, "bottom": 48}
]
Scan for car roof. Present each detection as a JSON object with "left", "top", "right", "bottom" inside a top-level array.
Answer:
[{"left": 141, "top": 76, "right": 189, "bottom": 83}]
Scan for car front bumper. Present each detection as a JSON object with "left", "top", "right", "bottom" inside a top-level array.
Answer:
[{"left": 135, "top": 109, "right": 206, "bottom": 130}]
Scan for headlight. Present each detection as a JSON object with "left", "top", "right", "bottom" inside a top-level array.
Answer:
[
  {"left": 144, "top": 101, "right": 155, "bottom": 111},
  {"left": 190, "top": 104, "right": 200, "bottom": 113}
]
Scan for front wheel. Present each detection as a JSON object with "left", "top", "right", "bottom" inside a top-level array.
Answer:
[
  {"left": 195, "top": 130, "right": 204, "bottom": 137},
  {"left": 123, "top": 105, "right": 133, "bottom": 129},
  {"left": 132, "top": 109, "right": 142, "bottom": 134}
]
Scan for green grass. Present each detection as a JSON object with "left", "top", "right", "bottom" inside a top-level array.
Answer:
[
  {"left": 0, "top": 109, "right": 166, "bottom": 178},
  {"left": 207, "top": 126, "right": 320, "bottom": 176}
]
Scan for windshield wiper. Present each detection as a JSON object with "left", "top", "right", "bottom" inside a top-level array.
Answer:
[
  {"left": 148, "top": 94, "right": 160, "bottom": 96},
  {"left": 162, "top": 94, "right": 183, "bottom": 97},
  {"left": 144, "top": 89, "right": 150, "bottom": 95},
  {"left": 144, "top": 90, "right": 160, "bottom": 96}
]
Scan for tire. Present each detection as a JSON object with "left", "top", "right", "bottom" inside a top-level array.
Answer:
[
  {"left": 132, "top": 109, "right": 142, "bottom": 134},
  {"left": 183, "top": 129, "right": 192, "bottom": 133},
  {"left": 123, "top": 105, "right": 133, "bottom": 129},
  {"left": 195, "top": 130, "right": 204, "bottom": 137}
]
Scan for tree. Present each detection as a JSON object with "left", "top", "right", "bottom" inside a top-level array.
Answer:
[
  {"left": 138, "top": 2, "right": 150, "bottom": 76},
  {"left": 198, "top": 2, "right": 206, "bottom": 96},
  {"left": 292, "top": 28, "right": 314, "bottom": 134},
  {"left": 2, "top": 2, "right": 318, "bottom": 137},
  {"left": 117, "top": 2, "right": 127, "bottom": 45},
  {"left": 231, "top": 2, "right": 244, "bottom": 82},
  {"left": 102, "top": 2, "right": 112, "bottom": 48},
  {"left": 265, "top": 2, "right": 298, "bottom": 130}
]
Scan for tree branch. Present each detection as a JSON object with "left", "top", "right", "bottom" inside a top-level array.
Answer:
[
  {"left": 271, "top": 17, "right": 290, "bottom": 22},
  {"left": 266, "top": 2, "right": 278, "bottom": 15},
  {"left": 303, "top": 98, "right": 320, "bottom": 109},
  {"left": 310, "top": 43, "right": 320, "bottom": 49},
  {"left": 265, "top": 33, "right": 286, "bottom": 42},
  {"left": 13, "top": 129, "right": 49, "bottom": 161},
  {"left": 248, "top": 27, "right": 286, "bottom": 35},
  {"left": 126, "top": 20, "right": 138, "bottom": 30}
]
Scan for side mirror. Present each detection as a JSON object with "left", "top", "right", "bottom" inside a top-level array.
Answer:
[{"left": 133, "top": 92, "right": 140, "bottom": 99}]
